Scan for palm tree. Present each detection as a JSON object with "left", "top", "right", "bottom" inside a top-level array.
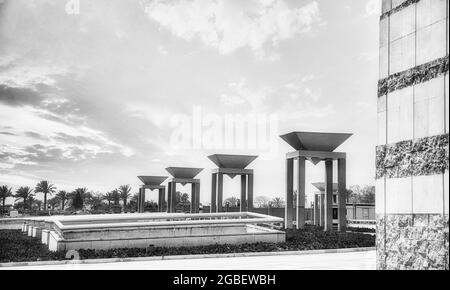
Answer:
[
  {"left": 0, "top": 185, "right": 12, "bottom": 213},
  {"left": 56, "top": 190, "right": 68, "bottom": 210},
  {"left": 112, "top": 189, "right": 120, "bottom": 205},
  {"left": 103, "top": 191, "right": 115, "bottom": 209},
  {"left": 70, "top": 188, "right": 90, "bottom": 210},
  {"left": 86, "top": 192, "right": 104, "bottom": 211},
  {"left": 34, "top": 180, "right": 56, "bottom": 211},
  {"left": 48, "top": 197, "right": 59, "bottom": 211},
  {"left": 15, "top": 186, "right": 34, "bottom": 210},
  {"left": 118, "top": 185, "right": 132, "bottom": 211}
]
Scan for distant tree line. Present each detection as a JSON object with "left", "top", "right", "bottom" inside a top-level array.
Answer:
[{"left": 0, "top": 181, "right": 195, "bottom": 216}]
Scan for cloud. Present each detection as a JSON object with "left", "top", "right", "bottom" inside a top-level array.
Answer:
[
  {"left": 142, "top": 0, "right": 321, "bottom": 59},
  {"left": 364, "top": 0, "right": 380, "bottom": 17}
]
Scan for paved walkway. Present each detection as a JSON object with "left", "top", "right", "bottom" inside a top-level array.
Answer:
[{"left": 2, "top": 250, "right": 376, "bottom": 270}]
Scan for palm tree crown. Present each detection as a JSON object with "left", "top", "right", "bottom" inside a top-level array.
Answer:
[
  {"left": 15, "top": 186, "right": 34, "bottom": 210},
  {"left": 119, "top": 185, "right": 132, "bottom": 208},
  {"left": 34, "top": 180, "right": 56, "bottom": 211},
  {"left": 56, "top": 190, "right": 68, "bottom": 210}
]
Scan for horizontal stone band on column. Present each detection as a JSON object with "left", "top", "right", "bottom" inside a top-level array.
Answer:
[
  {"left": 376, "top": 133, "right": 449, "bottom": 179},
  {"left": 378, "top": 56, "right": 449, "bottom": 97},
  {"left": 380, "top": 0, "right": 421, "bottom": 20}
]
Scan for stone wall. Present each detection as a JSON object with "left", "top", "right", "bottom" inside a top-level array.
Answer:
[{"left": 376, "top": 0, "right": 449, "bottom": 270}]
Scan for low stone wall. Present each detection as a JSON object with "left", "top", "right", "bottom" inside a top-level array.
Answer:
[
  {"left": 21, "top": 212, "right": 286, "bottom": 252},
  {"left": 0, "top": 218, "right": 25, "bottom": 230},
  {"left": 48, "top": 224, "right": 285, "bottom": 252}
]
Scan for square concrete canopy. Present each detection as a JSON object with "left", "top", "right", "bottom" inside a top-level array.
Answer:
[
  {"left": 166, "top": 167, "right": 203, "bottom": 179},
  {"left": 137, "top": 176, "right": 168, "bottom": 186},
  {"left": 280, "top": 132, "right": 352, "bottom": 152},
  {"left": 312, "top": 182, "right": 339, "bottom": 192},
  {"left": 280, "top": 132, "right": 352, "bottom": 165},
  {"left": 208, "top": 154, "right": 258, "bottom": 169},
  {"left": 208, "top": 154, "right": 257, "bottom": 179}
]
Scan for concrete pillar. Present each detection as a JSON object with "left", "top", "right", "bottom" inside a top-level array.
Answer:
[
  {"left": 320, "top": 193, "right": 325, "bottom": 227},
  {"left": 137, "top": 189, "right": 141, "bottom": 213},
  {"left": 211, "top": 173, "right": 217, "bottom": 213},
  {"left": 190, "top": 183, "right": 198, "bottom": 213},
  {"left": 324, "top": 159, "right": 334, "bottom": 231},
  {"left": 217, "top": 173, "right": 223, "bottom": 213},
  {"left": 240, "top": 175, "right": 247, "bottom": 212},
  {"left": 285, "top": 158, "right": 294, "bottom": 229},
  {"left": 167, "top": 182, "right": 173, "bottom": 213},
  {"left": 170, "top": 182, "right": 177, "bottom": 213},
  {"left": 138, "top": 187, "right": 145, "bottom": 213},
  {"left": 296, "top": 157, "right": 306, "bottom": 229},
  {"left": 314, "top": 194, "right": 320, "bottom": 226},
  {"left": 158, "top": 188, "right": 165, "bottom": 212},
  {"left": 195, "top": 182, "right": 200, "bottom": 213},
  {"left": 338, "top": 158, "right": 347, "bottom": 231},
  {"left": 248, "top": 173, "right": 253, "bottom": 212}
]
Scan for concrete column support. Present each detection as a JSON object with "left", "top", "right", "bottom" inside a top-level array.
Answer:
[
  {"left": 324, "top": 159, "right": 334, "bottom": 231},
  {"left": 217, "top": 173, "right": 223, "bottom": 213},
  {"left": 190, "top": 183, "right": 198, "bottom": 213},
  {"left": 137, "top": 189, "right": 142, "bottom": 213},
  {"left": 240, "top": 175, "right": 247, "bottom": 212},
  {"left": 195, "top": 182, "right": 200, "bottom": 213},
  {"left": 167, "top": 182, "right": 172, "bottom": 213},
  {"left": 314, "top": 194, "right": 320, "bottom": 226},
  {"left": 158, "top": 188, "right": 165, "bottom": 212},
  {"left": 285, "top": 158, "right": 294, "bottom": 229},
  {"left": 211, "top": 173, "right": 217, "bottom": 213},
  {"left": 139, "top": 187, "right": 145, "bottom": 213},
  {"left": 248, "top": 173, "right": 254, "bottom": 212},
  {"left": 320, "top": 193, "right": 325, "bottom": 227},
  {"left": 170, "top": 182, "right": 177, "bottom": 213},
  {"left": 338, "top": 158, "right": 347, "bottom": 232},
  {"left": 296, "top": 157, "right": 306, "bottom": 229}
]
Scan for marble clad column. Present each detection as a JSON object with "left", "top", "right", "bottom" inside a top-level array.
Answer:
[
  {"left": 240, "top": 175, "right": 247, "bottom": 212},
  {"left": 338, "top": 158, "right": 347, "bottom": 231},
  {"left": 296, "top": 157, "right": 306, "bottom": 229},
  {"left": 211, "top": 173, "right": 217, "bottom": 213},
  {"left": 248, "top": 173, "right": 253, "bottom": 211},
  {"left": 314, "top": 194, "right": 320, "bottom": 226},
  {"left": 158, "top": 188, "right": 165, "bottom": 212},
  {"left": 285, "top": 158, "right": 294, "bottom": 229},
  {"left": 217, "top": 173, "right": 223, "bottom": 212},
  {"left": 324, "top": 159, "right": 334, "bottom": 231}
]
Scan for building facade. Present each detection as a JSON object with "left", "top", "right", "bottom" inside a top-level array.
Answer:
[{"left": 376, "top": 0, "right": 449, "bottom": 269}]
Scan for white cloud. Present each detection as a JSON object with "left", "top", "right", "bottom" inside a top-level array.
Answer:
[
  {"left": 142, "top": 0, "right": 321, "bottom": 59},
  {"left": 365, "top": 0, "right": 380, "bottom": 17},
  {"left": 157, "top": 45, "right": 168, "bottom": 55}
]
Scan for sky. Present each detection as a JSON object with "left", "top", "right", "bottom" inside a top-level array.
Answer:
[{"left": 0, "top": 0, "right": 380, "bottom": 206}]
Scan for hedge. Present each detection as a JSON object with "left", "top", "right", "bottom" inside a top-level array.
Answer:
[
  {"left": 0, "top": 226, "right": 375, "bottom": 262},
  {"left": 0, "top": 230, "right": 65, "bottom": 263}
]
